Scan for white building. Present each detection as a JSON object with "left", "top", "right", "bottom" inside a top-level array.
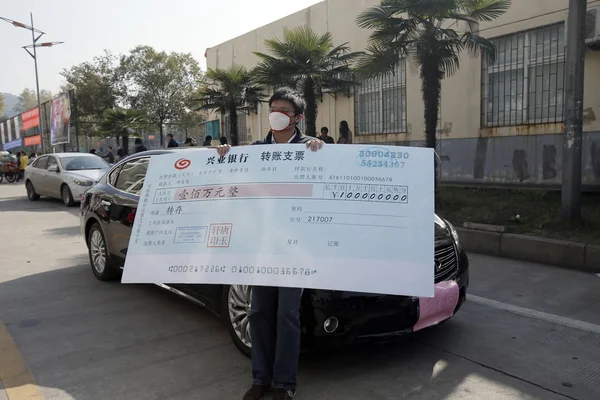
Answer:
[{"left": 206, "top": 0, "right": 600, "bottom": 188}]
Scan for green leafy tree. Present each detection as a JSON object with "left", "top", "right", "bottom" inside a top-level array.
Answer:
[
  {"left": 194, "top": 65, "right": 263, "bottom": 146},
  {"left": 15, "top": 88, "right": 53, "bottom": 113},
  {"left": 357, "top": 0, "right": 510, "bottom": 151},
  {"left": 61, "top": 51, "right": 119, "bottom": 121},
  {"left": 118, "top": 46, "right": 202, "bottom": 146},
  {"left": 98, "top": 109, "right": 147, "bottom": 156},
  {"left": 253, "top": 27, "right": 361, "bottom": 137}
]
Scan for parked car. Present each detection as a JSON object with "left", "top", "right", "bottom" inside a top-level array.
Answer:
[
  {"left": 80, "top": 149, "right": 469, "bottom": 356},
  {"left": 25, "top": 153, "right": 110, "bottom": 207}
]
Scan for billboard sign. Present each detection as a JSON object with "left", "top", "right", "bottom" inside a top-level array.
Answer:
[
  {"left": 22, "top": 107, "right": 40, "bottom": 131},
  {"left": 23, "top": 135, "right": 42, "bottom": 147},
  {"left": 50, "top": 93, "right": 71, "bottom": 146},
  {"left": 3, "top": 138, "right": 22, "bottom": 151}
]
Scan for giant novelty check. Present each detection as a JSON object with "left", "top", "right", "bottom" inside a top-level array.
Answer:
[{"left": 122, "top": 144, "right": 434, "bottom": 297}]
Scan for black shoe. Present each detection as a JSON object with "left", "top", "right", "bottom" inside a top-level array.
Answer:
[
  {"left": 243, "top": 384, "right": 269, "bottom": 400},
  {"left": 273, "top": 388, "right": 296, "bottom": 400}
]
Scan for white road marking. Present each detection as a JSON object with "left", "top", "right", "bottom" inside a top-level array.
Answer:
[{"left": 469, "top": 294, "right": 600, "bottom": 335}]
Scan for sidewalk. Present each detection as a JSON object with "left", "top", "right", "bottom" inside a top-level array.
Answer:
[{"left": 460, "top": 228, "right": 600, "bottom": 272}]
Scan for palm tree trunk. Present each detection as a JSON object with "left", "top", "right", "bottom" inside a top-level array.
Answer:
[
  {"left": 303, "top": 78, "right": 317, "bottom": 137},
  {"left": 159, "top": 122, "right": 164, "bottom": 147},
  {"left": 229, "top": 104, "right": 239, "bottom": 146},
  {"left": 122, "top": 130, "right": 129, "bottom": 156},
  {"left": 421, "top": 63, "right": 443, "bottom": 208}
]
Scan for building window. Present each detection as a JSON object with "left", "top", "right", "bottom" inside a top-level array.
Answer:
[
  {"left": 223, "top": 113, "right": 248, "bottom": 143},
  {"left": 356, "top": 59, "right": 407, "bottom": 135},
  {"left": 482, "top": 23, "right": 565, "bottom": 127}
]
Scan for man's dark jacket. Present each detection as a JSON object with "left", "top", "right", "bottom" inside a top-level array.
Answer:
[{"left": 167, "top": 139, "right": 179, "bottom": 148}]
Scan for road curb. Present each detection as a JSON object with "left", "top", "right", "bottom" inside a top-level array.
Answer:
[{"left": 457, "top": 228, "right": 599, "bottom": 272}]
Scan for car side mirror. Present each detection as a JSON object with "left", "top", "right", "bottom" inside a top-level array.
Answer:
[{"left": 48, "top": 165, "right": 59, "bottom": 173}]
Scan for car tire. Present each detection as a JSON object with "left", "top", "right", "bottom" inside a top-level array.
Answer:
[
  {"left": 61, "top": 184, "right": 75, "bottom": 207},
  {"left": 87, "top": 223, "right": 120, "bottom": 281},
  {"left": 221, "top": 285, "right": 252, "bottom": 358},
  {"left": 26, "top": 180, "right": 40, "bottom": 201}
]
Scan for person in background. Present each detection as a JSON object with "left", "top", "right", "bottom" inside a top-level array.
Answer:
[
  {"left": 115, "top": 148, "right": 124, "bottom": 163},
  {"left": 217, "top": 87, "right": 324, "bottom": 400},
  {"left": 133, "top": 138, "right": 147, "bottom": 153},
  {"left": 338, "top": 120, "right": 352, "bottom": 144},
  {"left": 183, "top": 137, "right": 197, "bottom": 147},
  {"left": 202, "top": 136, "right": 212, "bottom": 147},
  {"left": 319, "top": 126, "right": 334, "bottom": 144},
  {"left": 17, "top": 151, "right": 28, "bottom": 182},
  {"left": 167, "top": 133, "right": 179, "bottom": 148},
  {"left": 104, "top": 146, "right": 115, "bottom": 164},
  {"left": 220, "top": 136, "right": 228, "bottom": 146},
  {"left": 89, "top": 149, "right": 98, "bottom": 155},
  {"left": 338, "top": 121, "right": 352, "bottom": 144}
]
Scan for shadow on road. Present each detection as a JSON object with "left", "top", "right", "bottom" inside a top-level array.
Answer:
[
  {"left": 0, "top": 259, "right": 573, "bottom": 400},
  {"left": 0, "top": 195, "right": 79, "bottom": 215}
]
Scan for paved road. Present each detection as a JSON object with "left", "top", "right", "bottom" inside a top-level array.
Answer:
[{"left": 1, "top": 182, "right": 599, "bottom": 400}]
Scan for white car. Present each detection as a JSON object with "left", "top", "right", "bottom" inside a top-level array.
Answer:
[{"left": 25, "top": 153, "right": 110, "bottom": 207}]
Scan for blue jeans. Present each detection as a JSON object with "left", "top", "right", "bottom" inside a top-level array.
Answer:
[{"left": 249, "top": 286, "right": 302, "bottom": 389}]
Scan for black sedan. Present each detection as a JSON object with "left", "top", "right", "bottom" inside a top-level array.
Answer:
[{"left": 80, "top": 149, "right": 469, "bottom": 356}]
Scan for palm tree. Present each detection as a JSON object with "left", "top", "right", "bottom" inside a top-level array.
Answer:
[
  {"left": 357, "top": 0, "right": 510, "bottom": 151},
  {"left": 253, "top": 27, "right": 362, "bottom": 137},
  {"left": 194, "top": 65, "right": 263, "bottom": 146},
  {"left": 99, "top": 109, "right": 147, "bottom": 155}
]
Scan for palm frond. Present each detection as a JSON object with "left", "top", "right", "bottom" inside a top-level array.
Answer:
[
  {"left": 458, "top": 0, "right": 511, "bottom": 22},
  {"left": 461, "top": 31, "right": 497, "bottom": 63}
]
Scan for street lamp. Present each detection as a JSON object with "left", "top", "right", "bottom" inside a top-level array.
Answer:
[{"left": 0, "top": 13, "right": 64, "bottom": 154}]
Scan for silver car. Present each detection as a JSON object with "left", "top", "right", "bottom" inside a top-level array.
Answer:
[{"left": 24, "top": 153, "right": 110, "bottom": 207}]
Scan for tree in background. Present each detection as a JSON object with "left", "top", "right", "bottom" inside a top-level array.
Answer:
[
  {"left": 194, "top": 65, "right": 263, "bottom": 146},
  {"left": 253, "top": 27, "right": 361, "bottom": 137},
  {"left": 178, "top": 109, "right": 206, "bottom": 142},
  {"left": 14, "top": 88, "right": 53, "bottom": 113},
  {"left": 0, "top": 93, "right": 5, "bottom": 116},
  {"left": 357, "top": 0, "right": 509, "bottom": 199},
  {"left": 357, "top": 0, "right": 510, "bottom": 151},
  {"left": 118, "top": 46, "right": 202, "bottom": 146},
  {"left": 98, "top": 109, "right": 147, "bottom": 156},
  {"left": 61, "top": 51, "right": 120, "bottom": 121}
]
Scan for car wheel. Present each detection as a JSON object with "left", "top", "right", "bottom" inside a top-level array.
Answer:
[
  {"left": 87, "top": 223, "right": 119, "bottom": 281},
  {"left": 26, "top": 181, "right": 40, "bottom": 201},
  {"left": 61, "top": 184, "right": 75, "bottom": 207},
  {"left": 222, "top": 285, "right": 252, "bottom": 357}
]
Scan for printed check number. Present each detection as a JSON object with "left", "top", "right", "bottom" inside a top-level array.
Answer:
[{"left": 122, "top": 144, "right": 435, "bottom": 297}]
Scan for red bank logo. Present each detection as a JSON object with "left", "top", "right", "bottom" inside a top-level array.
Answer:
[{"left": 174, "top": 158, "right": 191, "bottom": 170}]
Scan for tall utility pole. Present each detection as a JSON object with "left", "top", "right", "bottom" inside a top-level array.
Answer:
[
  {"left": 0, "top": 14, "right": 63, "bottom": 154},
  {"left": 562, "top": 0, "right": 587, "bottom": 221},
  {"left": 30, "top": 13, "right": 43, "bottom": 153}
]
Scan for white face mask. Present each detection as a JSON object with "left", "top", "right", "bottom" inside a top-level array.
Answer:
[{"left": 269, "top": 111, "right": 293, "bottom": 132}]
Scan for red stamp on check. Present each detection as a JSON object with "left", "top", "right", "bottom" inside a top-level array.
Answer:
[{"left": 207, "top": 223, "right": 233, "bottom": 248}]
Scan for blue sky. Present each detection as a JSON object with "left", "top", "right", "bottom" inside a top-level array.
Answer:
[{"left": 1, "top": 0, "right": 322, "bottom": 95}]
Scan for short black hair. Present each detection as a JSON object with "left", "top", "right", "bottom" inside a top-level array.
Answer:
[
  {"left": 320, "top": 127, "right": 329, "bottom": 134},
  {"left": 108, "top": 146, "right": 113, "bottom": 150},
  {"left": 135, "top": 138, "right": 143, "bottom": 144},
  {"left": 167, "top": 134, "right": 174, "bottom": 139},
  {"left": 269, "top": 87, "right": 305, "bottom": 116}
]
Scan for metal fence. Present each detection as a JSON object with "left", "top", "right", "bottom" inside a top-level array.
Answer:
[{"left": 481, "top": 23, "right": 566, "bottom": 127}]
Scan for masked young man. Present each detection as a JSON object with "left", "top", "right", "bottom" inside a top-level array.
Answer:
[{"left": 216, "top": 87, "right": 324, "bottom": 400}]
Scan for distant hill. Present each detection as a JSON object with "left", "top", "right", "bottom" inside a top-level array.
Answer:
[{"left": 1, "top": 93, "right": 19, "bottom": 118}]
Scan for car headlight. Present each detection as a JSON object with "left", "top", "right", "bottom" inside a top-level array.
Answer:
[
  {"left": 73, "top": 179, "right": 94, "bottom": 187},
  {"left": 446, "top": 220, "right": 460, "bottom": 249}
]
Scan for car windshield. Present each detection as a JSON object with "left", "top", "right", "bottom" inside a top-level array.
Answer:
[{"left": 59, "top": 156, "right": 109, "bottom": 171}]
